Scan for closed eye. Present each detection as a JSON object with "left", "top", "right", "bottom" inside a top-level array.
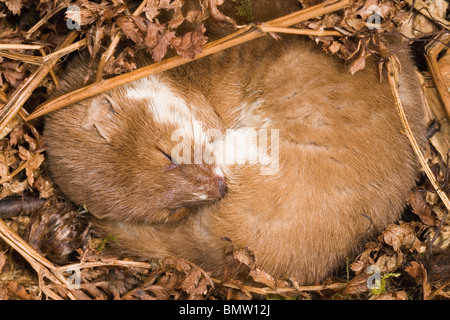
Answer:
[{"left": 159, "top": 149, "right": 179, "bottom": 165}]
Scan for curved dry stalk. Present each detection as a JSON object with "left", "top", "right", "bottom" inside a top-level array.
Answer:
[
  {"left": 55, "top": 259, "right": 153, "bottom": 274},
  {"left": 427, "top": 279, "right": 450, "bottom": 300},
  {"left": 25, "top": 0, "right": 352, "bottom": 121},
  {"left": 40, "top": 49, "right": 59, "bottom": 88},
  {"left": 211, "top": 278, "right": 347, "bottom": 296},
  {"left": 0, "top": 31, "right": 82, "bottom": 134},
  {"left": 25, "top": 0, "right": 72, "bottom": 39},
  {"left": 0, "top": 218, "right": 77, "bottom": 299},
  {"left": 386, "top": 58, "right": 450, "bottom": 212},
  {"left": 0, "top": 51, "right": 45, "bottom": 65},
  {"left": 424, "top": 33, "right": 450, "bottom": 118}
]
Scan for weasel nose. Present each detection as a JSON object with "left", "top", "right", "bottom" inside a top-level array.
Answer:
[{"left": 217, "top": 177, "right": 227, "bottom": 199}]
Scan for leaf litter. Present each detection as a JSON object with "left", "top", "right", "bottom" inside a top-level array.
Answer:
[{"left": 0, "top": 0, "right": 449, "bottom": 300}]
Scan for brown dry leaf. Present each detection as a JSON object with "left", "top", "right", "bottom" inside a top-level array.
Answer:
[
  {"left": 25, "top": 153, "right": 45, "bottom": 187},
  {"left": 186, "top": 10, "right": 206, "bottom": 23},
  {"left": 116, "top": 15, "right": 147, "bottom": 45},
  {"left": 369, "top": 291, "right": 409, "bottom": 300},
  {"left": 143, "top": 1, "right": 159, "bottom": 21},
  {"left": 171, "top": 25, "right": 208, "bottom": 59},
  {"left": 9, "top": 125, "right": 26, "bottom": 147},
  {"left": 6, "top": 282, "right": 37, "bottom": 300},
  {"left": 349, "top": 45, "right": 367, "bottom": 75},
  {"left": 166, "top": 0, "right": 185, "bottom": 29},
  {"left": 345, "top": 273, "right": 369, "bottom": 295},
  {"left": 0, "top": 178, "right": 28, "bottom": 198},
  {"left": 33, "top": 174, "right": 55, "bottom": 198},
  {"left": 375, "top": 252, "right": 404, "bottom": 273},
  {"left": 0, "top": 0, "right": 25, "bottom": 15},
  {"left": 207, "top": 0, "right": 236, "bottom": 26},
  {"left": 0, "top": 153, "right": 10, "bottom": 180},
  {"left": 0, "top": 250, "right": 5, "bottom": 273},
  {"left": 408, "top": 190, "right": 436, "bottom": 226},
  {"left": 249, "top": 268, "right": 276, "bottom": 289},
  {"left": 350, "top": 241, "right": 382, "bottom": 275},
  {"left": 152, "top": 30, "right": 176, "bottom": 62},
  {"left": 405, "top": 261, "right": 432, "bottom": 299},
  {"left": 379, "top": 223, "right": 422, "bottom": 253},
  {"left": 158, "top": 256, "right": 213, "bottom": 299},
  {"left": 0, "top": 60, "right": 24, "bottom": 88}
]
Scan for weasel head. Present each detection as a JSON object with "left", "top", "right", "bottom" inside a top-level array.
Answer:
[{"left": 81, "top": 75, "right": 227, "bottom": 223}]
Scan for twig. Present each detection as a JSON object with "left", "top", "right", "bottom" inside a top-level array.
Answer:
[
  {"left": 257, "top": 25, "right": 343, "bottom": 36},
  {"left": 0, "top": 39, "right": 86, "bottom": 65},
  {"left": 386, "top": 58, "right": 450, "bottom": 212},
  {"left": 405, "top": 0, "right": 450, "bottom": 31},
  {"left": 25, "top": 0, "right": 352, "bottom": 121},
  {"left": 0, "top": 44, "right": 44, "bottom": 50},
  {"left": 0, "top": 31, "right": 81, "bottom": 134},
  {"left": 211, "top": 278, "right": 347, "bottom": 296},
  {"left": 0, "top": 153, "right": 41, "bottom": 184},
  {"left": 95, "top": 0, "right": 148, "bottom": 82},
  {"left": 427, "top": 279, "right": 450, "bottom": 300},
  {"left": 25, "top": 0, "right": 71, "bottom": 39}
]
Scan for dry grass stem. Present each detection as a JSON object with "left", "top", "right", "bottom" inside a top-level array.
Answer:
[
  {"left": 0, "top": 153, "right": 40, "bottom": 184},
  {"left": 25, "top": 0, "right": 71, "bottom": 39},
  {"left": 55, "top": 260, "right": 153, "bottom": 273},
  {"left": 0, "top": 218, "right": 77, "bottom": 300},
  {"left": 0, "top": 31, "right": 81, "bottom": 134},
  {"left": 0, "top": 44, "right": 44, "bottom": 50},
  {"left": 405, "top": 0, "right": 450, "bottom": 31},
  {"left": 211, "top": 278, "right": 347, "bottom": 296},
  {"left": 424, "top": 33, "right": 450, "bottom": 118}
]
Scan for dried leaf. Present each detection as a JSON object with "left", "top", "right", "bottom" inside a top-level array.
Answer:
[
  {"left": 379, "top": 223, "right": 422, "bottom": 253},
  {"left": 0, "top": 0, "right": 24, "bottom": 15},
  {"left": 207, "top": 0, "right": 236, "bottom": 25},
  {"left": 405, "top": 261, "right": 432, "bottom": 299},
  {"left": 345, "top": 273, "right": 369, "bottom": 295},
  {"left": 0, "top": 61, "right": 24, "bottom": 88},
  {"left": 6, "top": 282, "right": 37, "bottom": 300},
  {"left": 408, "top": 191, "right": 436, "bottom": 226}
]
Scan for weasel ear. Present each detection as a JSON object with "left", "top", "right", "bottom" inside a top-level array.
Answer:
[{"left": 81, "top": 95, "right": 121, "bottom": 143}]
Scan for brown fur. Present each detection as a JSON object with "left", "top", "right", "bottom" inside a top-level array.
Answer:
[{"left": 44, "top": 2, "right": 427, "bottom": 284}]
